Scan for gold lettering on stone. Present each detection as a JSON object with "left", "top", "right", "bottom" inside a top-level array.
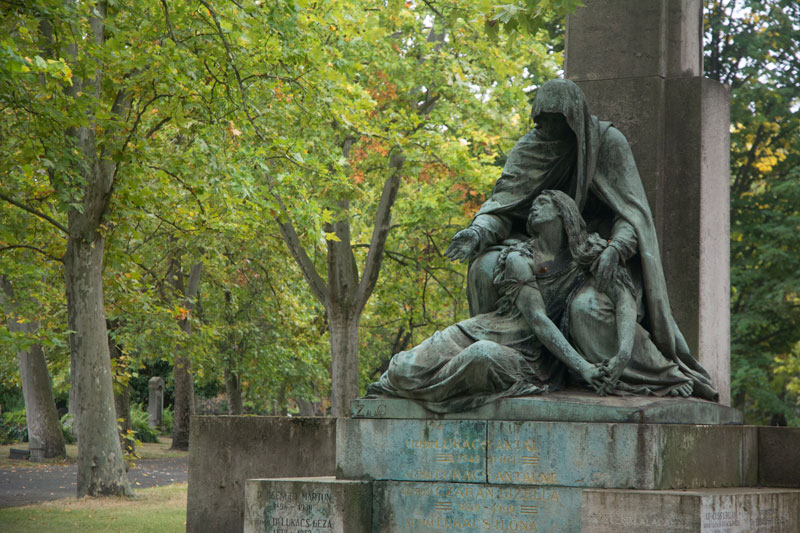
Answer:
[
  {"left": 403, "top": 469, "right": 486, "bottom": 481},
  {"left": 493, "top": 471, "right": 557, "bottom": 485},
  {"left": 405, "top": 438, "right": 487, "bottom": 450},
  {"left": 494, "top": 439, "right": 537, "bottom": 452}
]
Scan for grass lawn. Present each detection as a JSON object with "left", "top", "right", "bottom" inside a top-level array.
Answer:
[
  {"left": 0, "top": 483, "right": 187, "bottom": 532},
  {"left": 0, "top": 436, "right": 185, "bottom": 469}
]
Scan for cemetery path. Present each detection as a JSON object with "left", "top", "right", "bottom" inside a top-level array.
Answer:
[{"left": 0, "top": 456, "right": 188, "bottom": 508}]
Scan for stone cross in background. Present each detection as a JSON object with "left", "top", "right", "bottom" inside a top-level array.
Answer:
[
  {"left": 565, "top": 0, "right": 731, "bottom": 404},
  {"left": 148, "top": 376, "right": 165, "bottom": 429}
]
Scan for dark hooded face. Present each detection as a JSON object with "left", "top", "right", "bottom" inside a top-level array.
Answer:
[{"left": 534, "top": 112, "right": 573, "bottom": 141}]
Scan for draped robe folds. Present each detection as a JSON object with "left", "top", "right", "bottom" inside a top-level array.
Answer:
[
  {"left": 467, "top": 79, "right": 718, "bottom": 401},
  {"left": 368, "top": 243, "right": 710, "bottom": 413}
]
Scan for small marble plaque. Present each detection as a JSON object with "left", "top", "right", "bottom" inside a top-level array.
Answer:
[
  {"left": 374, "top": 480, "right": 582, "bottom": 532},
  {"left": 244, "top": 477, "right": 371, "bottom": 533}
]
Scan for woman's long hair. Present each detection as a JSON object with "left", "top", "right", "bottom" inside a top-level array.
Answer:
[{"left": 526, "top": 189, "right": 606, "bottom": 266}]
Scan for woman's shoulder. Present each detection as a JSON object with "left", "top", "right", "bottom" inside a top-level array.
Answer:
[{"left": 500, "top": 243, "right": 537, "bottom": 278}]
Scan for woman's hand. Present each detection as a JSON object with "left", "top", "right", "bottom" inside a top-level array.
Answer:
[
  {"left": 592, "top": 246, "right": 620, "bottom": 294},
  {"left": 445, "top": 228, "right": 480, "bottom": 263},
  {"left": 580, "top": 363, "right": 607, "bottom": 395}
]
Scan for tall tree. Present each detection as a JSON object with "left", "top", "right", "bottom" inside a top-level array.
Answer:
[
  {"left": 0, "top": 275, "right": 66, "bottom": 460},
  {"left": 705, "top": 0, "right": 800, "bottom": 423},
  {"left": 0, "top": 0, "right": 202, "bottom": 494}
]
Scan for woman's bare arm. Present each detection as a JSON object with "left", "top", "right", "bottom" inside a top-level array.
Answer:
[{"left": 505, "top": 252, "right": 604, "bottom": 390}]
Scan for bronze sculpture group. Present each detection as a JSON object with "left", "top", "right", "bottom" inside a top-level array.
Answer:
[{"left": 368, "top": 79, "right": 718, "bottom": 412}]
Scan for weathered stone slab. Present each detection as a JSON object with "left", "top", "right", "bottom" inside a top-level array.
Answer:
[
  {"left": 582, "top": 487, "right": 800, "bottom": 533},
  {"left": 373, "top": 480, "right": 582, "bottom": 533},
  {"left": 565, "top": 0, "right": 702, "bottom": 81},
  {"left": 187, "top": 416, "right": 336, "bottom": 533},
  {"left": 352, "top": 392, "right": 742, "bottom": 425},
  {"left": 486, "top": 421, "right": 756, "bottom": 489},
  {"left": 244, "top": 477, "right": 371, "bottom": 533},
  {"left": 336, "top": 419, "right": 487, "bottom": 483},
  {"left": 758, "top": 426, "right": 800, "bottom": 488}
]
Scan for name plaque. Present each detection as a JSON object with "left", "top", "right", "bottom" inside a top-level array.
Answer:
[{"left": 244, "top": 478, "right": 371, "bottom": 533}]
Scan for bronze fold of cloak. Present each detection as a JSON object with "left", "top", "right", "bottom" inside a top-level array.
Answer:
[{"left": 470, "top": 79, "right": 717, "bottom": 401}]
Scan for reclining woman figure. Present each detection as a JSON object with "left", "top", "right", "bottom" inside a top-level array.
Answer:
[{"left": 368, "top": 190, "right": 700, "bottom": 413}]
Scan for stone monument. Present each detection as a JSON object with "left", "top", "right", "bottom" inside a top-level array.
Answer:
[
  {"left": 148, "top": 376, "right": 164, "bottom": 429},
  {"left": 243, "top": 2, "right": 800, "bottom": 531}
]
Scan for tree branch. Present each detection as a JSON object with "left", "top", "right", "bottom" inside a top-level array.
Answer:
[
  {"left": 272, "top": 194, "right": 329, "bottom": 307},
  {"left": 0, "top": 192, "right": 68, "bottom": 235},
  {"left": 354, "top": 150, "right": 405, "bottom": 310},
  {"left": 0, "top": 244, "right": 63, "bottom": 263},
  {"left": 198, "top": 0, "right": 265, "bottom": 141}
]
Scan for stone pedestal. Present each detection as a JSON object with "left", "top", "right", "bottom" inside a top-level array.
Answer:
[
  {"left": 565, "top": 0, "right": 731, "bottom": 405},
  {"left": 582, "top": 488, "right": 800, "bottom": 532},
  {"left": 243, "top": 398, "right": 800, "bottom": 532}
]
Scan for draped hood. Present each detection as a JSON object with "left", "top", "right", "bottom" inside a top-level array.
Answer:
[{"left": 477, "top": 79, "right": 602, "bottom": 217}]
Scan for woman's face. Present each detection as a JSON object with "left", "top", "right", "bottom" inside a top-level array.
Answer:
[
  {"left": 528, "top": 195, "right": 560, "bottom": 228},
  {"left": 534, "top": 112, "right": 572, "bottom": 140}
]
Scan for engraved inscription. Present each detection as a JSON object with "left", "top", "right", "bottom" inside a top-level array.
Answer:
[
  {"left": 488, "top": 426, "right": 561, "bottom": 487},
  {"left": 353, "top": 402, "right": 387, "bottom": 418},
  {"left": 264, "top": 491, "right": 335, "bottom": 533}
]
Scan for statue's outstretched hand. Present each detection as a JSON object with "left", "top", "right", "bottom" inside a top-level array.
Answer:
[
  {"left": 445, "top": 228, "right": 480, "bottom": 263},
  {"left": 592, "top": 246, "right": 620, "bottom": 295}
]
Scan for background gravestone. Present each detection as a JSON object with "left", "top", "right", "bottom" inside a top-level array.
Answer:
[
  {"left": 565, "top": 0, "right": 731, "bottom": 404},
  {"left": 148, "top": 376, "right": 164, "bottom": 429}
]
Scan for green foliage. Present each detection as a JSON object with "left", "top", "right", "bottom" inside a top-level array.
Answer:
[
  {"left": 59, "top": 414, "right": 76, "bottom": 445},
  {"left": 705, "top": 0, "right": 800, "bottom": 424},
  {"left": 130, "top": 404, "right": 159, "bottom": 444},
  {"left": 0, "top": 409, "right": 28, "bottom": 444},
  {"left": 161, "top": 407, "right": 174, "bottom": 435}
]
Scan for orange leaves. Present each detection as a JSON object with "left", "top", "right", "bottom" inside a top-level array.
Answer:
[
  {"left": 348, "top": 137, "right": 390, "bottom": 185},
  {"left": 453, "top": 181, "right": 486, "bottom": 216},
  {"left": 367, "top": 71, "right": 398, "bottom": 107},
  {"left": 174, "top": 306, "right": 191, "bottom": 321},
  {"left": 418, "top": 162, "right": 453, "bottom": 184},
  {"left": 273, "top": 81, "right": 292, "bottom": 103}
]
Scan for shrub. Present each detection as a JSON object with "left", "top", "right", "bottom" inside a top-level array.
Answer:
[
  {"left": 129, "top": 404, "right": 159, "bottom": 443},
  {"left": 60, "top": 414, "right": 76, "bottom": 444},
  {"left": 161, "top": 407, "right": 174, "bottom": 434},
  {"left": 0, "top": 409, "right": 28, "bottom": 444}
]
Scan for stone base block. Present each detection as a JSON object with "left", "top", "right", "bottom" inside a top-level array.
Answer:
[
  {"left": 187, "top": 416, "right": 336, "bottom": 533},
  {"left": 373, "top": 481, "right": 581, "bottom": 532},
  {"left": 337, "top": 418, "right": 757, "bottom": 489},
  {"left": 244, "top": 477, "right": 371, "bottom": 533},
  {"left": 582, "top": 488, "right": 800, "bottom": 533},
  {"left": 759, "top": 426, "right": 800, "bottom": 488},
  {"left": 353, "top": 392, "right": 742, "bottom": 425}
]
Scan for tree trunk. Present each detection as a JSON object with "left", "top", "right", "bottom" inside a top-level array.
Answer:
[
  {"left": 170, "top": 262, "right": 202, "bottom": 451},
  {"left": 109, "top": 333, "right": 134, "bottom": 455},
  {"left": 224, "top": 363, "right": 243, "bottom": 415},
  {"left": 328, "top": 311, "right": 360, "bottom": 418},
  {"left": 171, "top": 353, "right": 193, "bottom": 450},
  {"left": 0, "top": 277, "right": 66, "bottom": 461},
  {"left": 65, "top": 237, "right": 132, "bottom": 497}
]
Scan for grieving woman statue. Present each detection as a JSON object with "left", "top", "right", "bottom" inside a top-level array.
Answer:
[
  {"left": 369, "top": 191, "right": 714, "bottom": 413},
  {"left": 445, "top": 78, "right": 717, "bottom": 403}
]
